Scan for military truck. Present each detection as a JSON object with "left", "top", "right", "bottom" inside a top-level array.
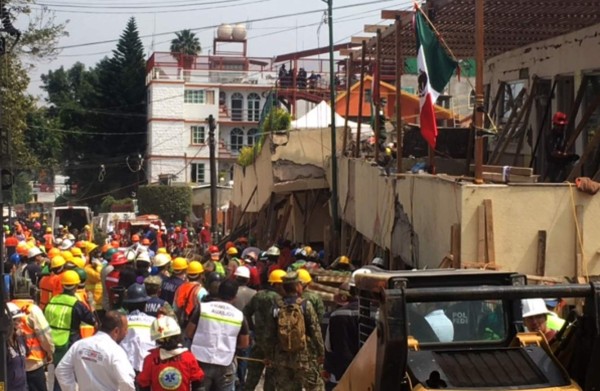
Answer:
[{"left": 336, "top": 269, "right": 600, "bottom": 391}]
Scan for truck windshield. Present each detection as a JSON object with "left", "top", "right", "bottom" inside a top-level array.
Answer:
[{"left": 407, "top": 300, "right": 505, "bottom": 343}]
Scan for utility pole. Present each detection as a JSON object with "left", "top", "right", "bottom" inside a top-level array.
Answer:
[
  {"left": 207, "top": 115, "right": 218, "bottom": 243},
  {"left": 474, "top": 0, "right": 485, "bottom": 183},
  {"left": 323, "top": 0, "right": 340, "bottom": 237}
]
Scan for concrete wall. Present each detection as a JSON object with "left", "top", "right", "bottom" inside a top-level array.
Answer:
[{"left": 148, "top": 82, "right": 184, "bottom": 119}]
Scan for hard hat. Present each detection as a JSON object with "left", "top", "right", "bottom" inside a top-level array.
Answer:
[
  {"left": 85, "top": 242, "right": 98, "bottom": 255},
  {"left": 304, "top": 246, "right": 313, "bottom": 255},
  {"left": 238, "top": 237, "right": 248, "bottom": 244},
  {"left": 131, "top": 234, "right": 140, "bottom": 242},
  {"left": 553, "top": 111, "right": 568, "bottom": 126},
  {"left": 74, "top": 268, "right": 87, "bottom": 283},
  {"left": 61, "top": 270, "right": 81, "bottom": 286},
  {"left": 71, "top": 247, "right": 83, "bottom": 257},
  {"left": 59, "top": 239, "right": 73, "bottom": 251},
  {"left": 259, "top": 251, "right": 268, "bottom": 261},
  {"left": 522, "top": 298, "right": 550, "bottom": 318},
  {"left": 297, "top": 269, "right": 312, "bottom": 284},
  {"left": 371, "top": 257, "right": 385, "bottom": 267},
  {"left": 266, "top": 246, "right": 280, "bottom": 257},
  {"left": 33, "top": 222, "right": 41, "bottom": 230},
  {"left": 28, "top": 247, "right": 42, "bottom": 259},
  {"left": 104, "top": 248, "right": 118, "bottom": 261},
  {"left": 83, "top": 224, "right": 90, "bottom": 231},
  {"left": 141, "top": 238, "right": 150, "bottom": 246},
  {"left": 234, "top": 266, "right": 250, "bottom": 279},
  {"left": 75, "top": 241, "right": 86, "bottom": 249},
  {"left": 48, "top": 248, "right": 61, "bottom": 259},
  {"left": 172, "top": 257, "right": 188, "bottom": 271},
  {"left": 110, "top": 252, "right": 128, "bottom": 266},
  {"left": 208, "top": 245, "right": 219, "bottom": 254},
  {"left": 72, "top": 256, "right": 86, "bottom": 269},
  {"left": 111, "top": 240, "right": 120, "bottom": 249},
  {"left": 150, "top": 316, "right": 181, "bottom": 341},
  {"left": 144, "top": 275, "right": 162, "bottom": 286},
  {"left": 16, "top": 243, "right": 29, "bottom": 257},
  {"left": 6, "top": 302, "right": 25, "bottom": 319},
  {"left": 10, "top": 253, "right": 20, "bottom": 265},
  {"left": 135, "top": 252, "right": 151, "bottom": 264},
  {"left": 226, "top": 247, "right": 238, "bottom": 256},
  {"left": 125, "top": 249, "right": 136, "bottom": 263},
  {"left": 50, "top": 255, "right": 66, "bottom": 269},
  {"left": 157, "top": 248, "right": 168, "bottom": 254},
  {"left": 61, "top": 251, "right": 74, "bottom": 262},
  {"left": 46, "top": 227, "right": 52, "bottom": 233},
  {"left": 349, "top": 268, "right": 372, "bottom": 288},
  {"left": 123, "top": 283, "right": 150, "bottom": 304},
  {"left": 153, "top": 253, "right": 171, "bottom": 268},
  {"left": 187, "top": 261, "right": 204, "bottom": 275},
  {"left": 101, "top": 243, "right": 111, "bottom": 254},
  {"left": 339, "top": 255, "right": 350, "bottom": 265},
  {"left": 268, "top": 269, "right": 287, "bottom": 284}
]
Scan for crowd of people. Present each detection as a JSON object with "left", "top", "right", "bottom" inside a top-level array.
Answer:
[{"left": 1, "top": 219, "right": 369, "bottom": 391}]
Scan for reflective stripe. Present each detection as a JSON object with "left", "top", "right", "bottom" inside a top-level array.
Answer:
[
  {"left": 45, "top": 294, "right": 77, "bottom": 346},
  {"left": 200, "top": 312, "right": 243, "bottom": 326},
  {"left": 128, "top": 322, "right": 152, "bottom": 329}
]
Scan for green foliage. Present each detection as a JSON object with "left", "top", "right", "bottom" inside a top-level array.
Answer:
[
  {"left": 100, "top": 196, "right": 133, "bottom": 213},
  {"left": 99, "top": 196, "right": 116, "bottom": 213},
  {"left": 170, "top": 29, "right": 202, "bottom": 56},
  {"left": 137, "top": 186, "right": 192, "bottom": 224},
  {"left": 1, "top": 172, "right": 32, "bottom": 205},
  {"left": 237, "top": 107, "right": 291, "bottom": 167}
]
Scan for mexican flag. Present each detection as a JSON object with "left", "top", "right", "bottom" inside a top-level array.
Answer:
[{"left": 415, "top": 10, "right": 458, "bottom": 149}]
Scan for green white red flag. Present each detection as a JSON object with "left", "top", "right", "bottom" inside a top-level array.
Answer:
[{"left": 415, "top": 9, "right": 458, "bottom": 149}]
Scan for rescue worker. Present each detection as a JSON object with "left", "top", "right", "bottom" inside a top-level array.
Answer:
[
  {"left": 545, "top": 298, "right": 566, "bottom": 332},
  {"left": 152, "top": 252, "right": 172, "bottom": 280},
  {"left": 186, "top": 280, "right": 250, "bottom": 391},
  {"left": 118, "top": 249, "right": 139, "bottom": 289},
  {"left": 6, "top": 302, "right": 29, "bottom": 391},
  {"left": 134, "top": 251, "right": 152, "bottom": 284},
  {"left": 264, "top": 246, "right": 281, "bottom": 288},
  {"left": 231, "top": 266, "right": 256, "bottom": 390},
  {"left": 43, "top": 228, "right": 55, "bottom": 252},
  {"left": 522, "top": 298, "right": 557, "bottom": 343},
  {"left": 99, "top": 248, "right": 118, "bottom": 311},
  {"left": 120, "top": 283, "right": 156, "bottom": 374},
  {"left": 11, "top": 299, "right": 55, "bottom": 391},
  {"left": 173, "top": 261, "right": 207, "bottom": 330},
  {"left": 137, "top": 315, "right": 204, "bottom": 391},
  {"left": 103, "top": 252, "right": 128, "bottom": 311},
  {"left": 55, "top": 310, "right": 135, "bottom": 391},
  {"left": 545, "top": 111, "right": 579, "bottom": 182},
  {"left": 243, "top": 269, "right": 286, "bottom": 391},
  {"left": 209, "top": 245, "right": 226, "bottom": 276},
  {"left": 73, "top": 268, "right": 95, "bottom": 339},
  {"left": 84, "top": 242, "right": 104, "bottom": 316},
  {"left": 160, "top": 257, "right": 188, "bottom": 304},
  {"left": 45, "top": 270, "right": 97, "bottom": 389},
  {"left": 297, "top": 269, "right": 325, "bottom": 322},
  {"left": 269, "top": 272, "right": 325, "bottom": 391},
  {"left": 143, "top": 275, "right": 171, "bottom": 318},
  {"left": 242, "top": 252, "right": 261, "bottom": 289},
  {"left": 328, "top": 255, "right": 354, "bottom": 272},
  {"left": 39, "top": 255, "right": 66, "bottom": 311},
  {"left": 25, "top": 247, "right": 44, "bottom": 287}
]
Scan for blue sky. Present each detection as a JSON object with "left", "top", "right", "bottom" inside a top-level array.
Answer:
[{"left": 22, "top": 0, "right": 413, "bottom": 97}]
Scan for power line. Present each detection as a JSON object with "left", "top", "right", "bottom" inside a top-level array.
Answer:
[{"left": 36, "top": 0, "right": 252, "bottom": 9}]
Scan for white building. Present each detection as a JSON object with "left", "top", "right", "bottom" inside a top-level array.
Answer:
[{"left": 145, "top": 26, "right": 277, "bottom": 186}]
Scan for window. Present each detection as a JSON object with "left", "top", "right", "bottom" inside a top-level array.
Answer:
[
  {"left": 247, "top": 128, "right": 259, "bottom": 146},
  {"left": 231, "top": 93, "right": 244, "bottom": 121},
  {"left": 247, "top": 93, "right": 261, "bottom": 121},
  {"left": 190, "top": 163, "right": 205, "bottom": 183},
  {"left": 230, "top": 128, "right": 244, "bottom": 151},
  {"left": 184, "top": 89, "right": 215, "bottom": 104},
  {"left": 191, "top": 125, "right": 206, "bottom": 144}
]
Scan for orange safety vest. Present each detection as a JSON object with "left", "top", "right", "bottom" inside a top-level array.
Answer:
[
  {"left": 174, "top": 281, "right": 201, "bottom": 317},
  {"left": 43, "top": 234, "right": 54, "bottom": 250},
  {"left": 75, "top": 289, "right": 95, "bottom": 338},
  {"left": 12, "top": 300, "right": 47, "bottom": 362},
  {"left": 39, "top": 274, "right": 59, "bottom": 311}
]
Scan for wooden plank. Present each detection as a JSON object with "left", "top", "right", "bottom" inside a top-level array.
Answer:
[
  {"left": 477, "top": 205, "right": 486, "bottom": 263},
  {"left": 484, "top": 199, "right": 496, "bottom": 265},
  {"left": 481, "top": 172, "right": 539, "bottom": 183},
  {"left": 451, "top": 223, "right": 461, "bottom": 268},
  {"left": 567, "top": 122, "right": 600, "bottom": 181},
  {"left": 575, "top": 205, "right": 584, "bottom": 278},
  {"left": 381, "top": 9, "right": 413, "bottom": 22},
  {"left": 364, "top": 24, "right": 390, "bottom": 33},
  {"left": 351, "top": 36, "right": 372, "bottom": 44},
  {"left": 526, "top": 275, "right": 566, "bottom": 284},
  {"left": 536, "top": 230, "right": 547, "bottom": 276},
  {"left": 470, "top": 164, "right": 533, "bottom": 176},
  {"left": 461, "top": 261, "right": 500, "bottom": 270}
]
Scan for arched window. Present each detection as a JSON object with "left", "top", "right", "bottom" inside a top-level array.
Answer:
[
  {"left": 231, "top": 93, "right": 244, "bottom": 121},
  {"left": 230, "top": 128, "right": 244, "bottom": 151},
  {"left": 247, "top": 128, "right": 259, "bottom": 146},
  {"left": 247, "top": 93, "right": 261, "bottom": 121}
]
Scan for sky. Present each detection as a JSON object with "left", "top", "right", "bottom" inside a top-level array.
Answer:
[{"left": 20, "top": 0, "right": 414, "bottom": 99}]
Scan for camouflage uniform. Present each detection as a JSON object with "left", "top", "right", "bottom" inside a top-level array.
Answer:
[
  {"left": 270, "top": 296, "right": 325, "bottom": 391},
  {"left": 243, "top": 288, "right": 279, "bottom": 391},
  {"left": 303, "top": 289, "right": 326, "bottom": 388}
]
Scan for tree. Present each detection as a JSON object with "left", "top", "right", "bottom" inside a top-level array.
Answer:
[{"left": 170, "top": 29, "right": 202, "bottom": 56}]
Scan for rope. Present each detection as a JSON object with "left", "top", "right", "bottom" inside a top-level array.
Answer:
[{"left": 567, "top": 182, "right": 589, "bottom": 282}]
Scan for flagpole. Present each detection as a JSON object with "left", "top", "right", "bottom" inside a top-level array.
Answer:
[{"left": 474, "top": 0, "right": 485, "bottom": 183}]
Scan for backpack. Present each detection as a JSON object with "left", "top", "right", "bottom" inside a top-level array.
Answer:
[{"left": 276, "top": 297, "right": 307, "bottom": 352}]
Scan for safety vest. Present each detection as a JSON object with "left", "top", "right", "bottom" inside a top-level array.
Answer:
[
  {"left": 39, "top": 274, "right": 59, "bottom": 311},
  {"left": 43, "top": 234, "right": 54, "bottom": 251},
  {"left": 191, "top": 301, "right": 243, "bottom": 366},
  {"left": 75, "top": 288, "right": 95, "bottom": 338},
  {"left": 12, "top": 300, "right": 47, "bottom": 363},
  {"left": 174, "top": 281, "right": 200, "bottom": 316},
  {"left": 84, "top": 263, "right": 103, "bottom": 311},
  {"left": 214, "top": 261, "right": 225, "bottom": 276},
  {"left": 45, "top": 294, "right": 78, "bottom": 347}
]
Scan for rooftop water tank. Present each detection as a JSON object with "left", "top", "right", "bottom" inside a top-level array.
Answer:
[
  {"left": 232, "top": 24, "right": 247, "bottom": 41},
  {"left": 217, "top": 24, "right": 233, "bottom": 40}
]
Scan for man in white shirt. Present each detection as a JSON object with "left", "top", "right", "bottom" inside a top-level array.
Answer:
[{"left": 55, "top": 310, "right": 135, "bottom": 391}]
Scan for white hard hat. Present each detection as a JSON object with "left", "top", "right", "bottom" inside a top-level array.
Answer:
[
  {"left": 234, "top": 266, "right": 251, "bottom": 279},
  {"left": 152, "top": 253, "right": 171, "bottom": 268},
  {"left": 125, "top": 249, "right": 136, "bottom": 263},
  {"left": 59, "top": 239, "right": 73, "bottom": 251},
  {"left": 266, "top": 246, "right": 280, "bottom": 257},
  {"left": 28, "top": 247, "right": 43, "bottom": 259},
  {"left": 136, "top": 251, "right": 150, "bottom": 263},
  {"left": 349, "top": 268, "right": 372, "bottom": 288},
  {"left": 522, "top": 298, "right": 550, "bottom": 318},
  {"left": 6, "top": 302, "right": 25, "bottom": 319},
  {"left": 150, "top": 316, "right": 181, "bottom": 341}
]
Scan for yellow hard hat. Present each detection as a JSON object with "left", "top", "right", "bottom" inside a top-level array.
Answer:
[
  {"left": 48, "top": 248, "right": 61, "bottom": 259},
  {"left": 187, "top": 261, "right": 204, "bottom": 275},
  {"left": 339, "top": 255, "right": 350, "bottom": 265},
  {"left": 297, "top": 269, "right": 312, "bottom": 284},
  {"left": 268, "top": 269, "right": 287, "bottom": 284},
  {"left": 71, "top": 247, "right": 83, "bottom": 257},
  {"left": 157, "top": 248, "right": 168, "bottom": 254},
  {"left": 61, "top": 270, "right": 81, "bottom": 286},
  {"left": 226, "top": 247, "right": 238, "bottom": 256},
  {"left": 85, "top": 242, "right": 98, "bottom": 254},
  {"left": 46, "top": 227, "right": 53, "bottom": 233},
  {"left": 50, "top": 255, "right": 66, "bottom": 269},
  {"left": 72, "top": 256, "right": 86, "bottom": 269},
  {"left": 172, "top": 257, "right": 188, "bottom": 271},
  {"left": 61, "top": 251, "right": 74, "bottom": 262}
]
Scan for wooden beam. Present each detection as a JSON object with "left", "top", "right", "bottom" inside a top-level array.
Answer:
[
  {"left": 575, "top": 204, "right": 584, "bottom": 279},
  {"left": 364, "top": 24, "right": 389, "bottom": 33},
  {"left": 351, "top": 36, "right": 372, "bottom": 44},
  {"left": 484, "top": 199, "right": 496, "bottom": 266},
  {"left": 477, "top": 205, "right": 486, "bottom": 263},
  {"left": 381, "top": 9, "right": 413, "bottom": 23},
  {"left": 536, "top": 230, "right": 547, "bottom": 276},
  {"left": 451, "top": 224, "right": 461, "bottom": 269},
  {"left": 470, "top": 164, "right": 533, "bottom": 177}
]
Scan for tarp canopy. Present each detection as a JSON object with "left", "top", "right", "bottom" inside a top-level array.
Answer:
[{"left": 291, "top": 101, "right": 373, "bottom": 138}]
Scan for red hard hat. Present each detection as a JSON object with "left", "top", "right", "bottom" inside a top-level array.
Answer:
[
  {"left": 111, "top": 252, "right": 128, "bottom": 266},
  {"left": 208, "top": 245, "right": 219, "bottom": 254},
  {"left": 553, "top": 112, "right": 567, "bottom": 126}
]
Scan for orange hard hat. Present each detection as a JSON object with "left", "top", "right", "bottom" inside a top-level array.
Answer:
[
  {"left": 101, "top": 243, "right": 111, "bottom": 254},
  {"left": 141, "top": 238, "right": 150, "bottom": 245},
  {"left": 132, "top": 234, "right": 140, "bottom": 242},
  {"left": 111, "top": 240, "right": 120, "bottom": 249}
]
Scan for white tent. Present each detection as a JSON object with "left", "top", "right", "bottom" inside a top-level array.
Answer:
[{"left": 291, "top": 101, "right": 373, "bottom": 138}]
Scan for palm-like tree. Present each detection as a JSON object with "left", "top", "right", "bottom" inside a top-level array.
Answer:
[{"left": 170, "top": 30, "right": 202, "bottom": 68}]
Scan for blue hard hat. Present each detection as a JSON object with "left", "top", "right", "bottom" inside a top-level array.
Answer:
[{"left": 10, "top": 253, "right": 21, "bottom": 265}]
